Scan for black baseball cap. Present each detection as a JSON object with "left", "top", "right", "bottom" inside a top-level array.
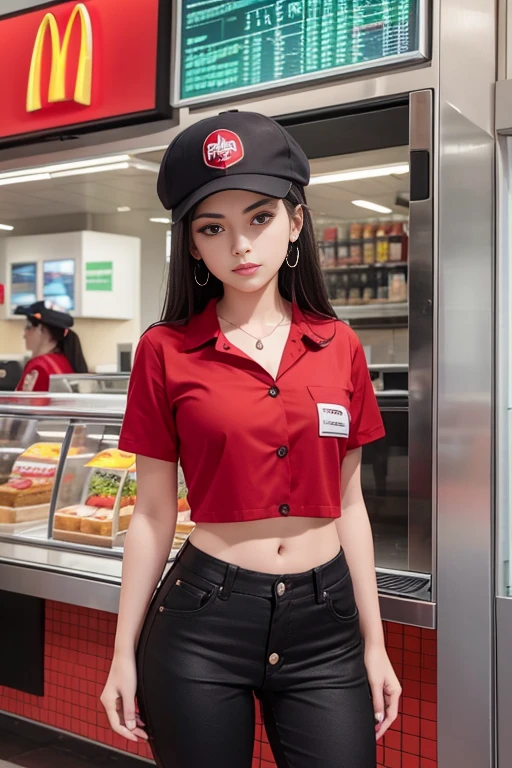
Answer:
[
  {"left": 15, "top": 301, "right": 74, "bottom": 330},
  {"left": 157, "top": 110, "right": 310, "bottom": 223}
]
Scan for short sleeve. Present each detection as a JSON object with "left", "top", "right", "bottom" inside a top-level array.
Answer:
[
  {"left": 347, "top": 338, "right": 385, "bottom": 451},
  {"left": 16, "top": 361, "right": 50, "bottom": 392},
  {"left": 119, "top": 334, "right": 179, "bottom": 462}
]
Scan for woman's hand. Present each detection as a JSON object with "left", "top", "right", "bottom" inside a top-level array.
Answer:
[
  {"left": 364, "top": 644, "right": 402, "bottom": 740},
  {"left": 100, "top": 652, "right": 148, "bottom": 743}
]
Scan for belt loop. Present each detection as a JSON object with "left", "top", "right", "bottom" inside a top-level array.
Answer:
[
  {"left": 313, "top": 567, "right": 325, "bottom": 604},
  {"left": 219, "top": 563, "right": 238, "bottom": 600}
]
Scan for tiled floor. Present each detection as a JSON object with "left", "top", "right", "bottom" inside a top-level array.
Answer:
[{"left": 0, "top": 714, "right": 150, "bottom": 768}]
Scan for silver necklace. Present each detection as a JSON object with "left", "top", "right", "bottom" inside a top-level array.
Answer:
[{"left": 218, "top": 312, "right": 288, "bottom": 350}]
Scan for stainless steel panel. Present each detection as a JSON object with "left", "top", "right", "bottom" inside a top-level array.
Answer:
[
  {"left": 379, "top": 594, "right": 436, "bottom": 629},
  {"left": 496, "top": 80, "right": 512, "bottom": 132},
  {"left": 0, "top": 562, "right": 121, "bottom": 613},
  {"left": 437, "top": 105, "right": 494, "bottom": 768},
  {"left": 0, "top": 392, "right": 126, "bottom": 420},
  {"left": 0, "top": 554, "right": 435, "bottom": 625},
  {"left": 408, "top": 89, "right": 435, "bottom": 575},
  {"left": 497, "top": 597, "right": 512, "bottom": 765}
]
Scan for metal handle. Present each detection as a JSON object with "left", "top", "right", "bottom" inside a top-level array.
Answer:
[{"left": 408, "top": 89, "right": 435, "bottom": 576}]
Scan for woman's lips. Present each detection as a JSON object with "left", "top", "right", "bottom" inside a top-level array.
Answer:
[{"left": 232, "top": 264, "right": 261, "bottom": 276}]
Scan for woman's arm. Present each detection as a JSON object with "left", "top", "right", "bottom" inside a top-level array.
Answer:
[
  {"left": 335, "top": 447, "right": 401, "bottom": 740},
  {"left": 114, "top": 455, "right": 178, "bottom": 654},
  {"left": 101, "top": 455, "right": 178, "bottom": 741}
]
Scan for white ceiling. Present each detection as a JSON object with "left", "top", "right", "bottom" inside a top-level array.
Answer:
[{"left": 0, "top": 145, "right": 409, "bottom": 226}]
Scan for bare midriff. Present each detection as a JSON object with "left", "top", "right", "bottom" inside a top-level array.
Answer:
[{"left": 189, "top": 517, "right": 341, "bottom": 574}]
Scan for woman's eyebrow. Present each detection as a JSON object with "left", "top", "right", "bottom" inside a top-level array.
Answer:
[
  {"left": 243, "top": 198, "right": 278, "bottom": 213},
  {"left": 192, "top": 197, "right": 278, "bottom": 221},
  {"left": 191, "top": 211, "right": 225, "bottom": 221}
]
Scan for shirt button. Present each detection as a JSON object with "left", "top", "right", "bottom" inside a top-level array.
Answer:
[
  {"left": 269, "top": 386, "right": 280, "bottom": 398},
  {"left": 277, "top": 582, "right": 286, "bottom": 596},
  {"left": 223, "top": 343, "right": 230, "bottom": 350},
  {"left": 279, "top": 504, "right": 290, "bottom": 516},
  {"left": 268, "top": 653, "right": 280, "bottom": 665},
  {"left": 276, "top": 446, "right": 288, "bottom": 459}
]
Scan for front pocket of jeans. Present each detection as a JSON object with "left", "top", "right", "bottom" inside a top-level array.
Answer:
[
  {"left": 158, "top": 579, "right": 218, "bottom": 616},
  {"left": 323, "top": 572, "right": 359, "bottom": 623}
]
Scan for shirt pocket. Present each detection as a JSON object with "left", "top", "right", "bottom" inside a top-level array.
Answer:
[{"left": 307, "top": 386, "right": 352, "bottom": 440}]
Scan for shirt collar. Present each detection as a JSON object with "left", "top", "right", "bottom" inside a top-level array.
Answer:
[{"left": 182, "top": 298, "right": 336, "bottom": 352}]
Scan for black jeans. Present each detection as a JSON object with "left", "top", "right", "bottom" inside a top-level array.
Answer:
[{"left": 136, "top": 540, "right": 376, "bottom": 768}]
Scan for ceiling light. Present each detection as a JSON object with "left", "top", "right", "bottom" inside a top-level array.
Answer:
[
  {"left": 352, "top": 200, "right": 393, "bottom": 214},
  {"left": 0, "top": 223, "right": 14, "bottom": 231},
  {"left": 0, "top": 172, "right": 51, "bottom": 186},
  {"left": 0, "top": 154, "right": 159, "bottom": 187},
  {"left": 150, "top": 217, "right": 171, "bottom": 224},
  {"left": 0, "top": 155, "right": 131, "bottom": 182},
  {"left": 117, "top": 206, "right": 131, "bottom": 212},
  {"left": 51, "top": 162, "right": 130, "bottom": 179},
  {"left": 309, "top": 164, "right": 409, "bottom": 186}
]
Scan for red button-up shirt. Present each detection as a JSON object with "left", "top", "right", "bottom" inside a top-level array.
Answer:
[{"left": 119, "top": 298, "right": 384, "bottom": 523}]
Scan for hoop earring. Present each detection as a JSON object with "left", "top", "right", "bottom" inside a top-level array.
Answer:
[
  {"left": 286, "top": 243, "right": 300, "bottom": 269},
  {"left": 194, "top": 260, "right": 210, "bottom": 286}
]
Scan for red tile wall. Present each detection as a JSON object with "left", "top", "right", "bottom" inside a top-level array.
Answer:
[{"left": 0, "top": 602, "right": 437, "bottom": 767}]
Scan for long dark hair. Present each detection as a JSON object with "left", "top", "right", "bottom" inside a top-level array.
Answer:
[
  {"left": 161, "top": 184, "right": 336, "bottom": 325},
  {"left": 30, "top": 319, "right": 89, "bottom": 373}
]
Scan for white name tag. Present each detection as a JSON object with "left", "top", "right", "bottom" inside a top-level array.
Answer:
[{"left": 317, "top": 403, "right": 350, "bottom": 438}]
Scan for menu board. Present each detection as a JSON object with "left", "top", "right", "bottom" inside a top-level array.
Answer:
[{"left": 175, "top": 0, "right": 427, "bottom": 105}]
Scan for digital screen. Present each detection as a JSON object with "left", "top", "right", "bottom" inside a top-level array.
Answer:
[
  {"left": 10, "top": 263, "right": 36, "bottom": 314},
  {"left": 176, "top": 0, "right": 426, "bottom": 105},
  {"left": 43, "top": 260, "right": 75, "bottom": 312}
]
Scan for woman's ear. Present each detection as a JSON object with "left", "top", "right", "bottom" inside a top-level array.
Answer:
[
  {"left": 189, "top": 233, "right": 201, "bottom": 260},
  {"left": 290, "top": 204, "right": 304, "bottom": 242}
]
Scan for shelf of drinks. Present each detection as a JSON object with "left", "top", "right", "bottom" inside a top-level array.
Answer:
[
  {"left": 332, "top": 302, "right": 409, "bottom": 320},
  {"left": 321, "top": 262, "right": 408, "bottom": 271}
]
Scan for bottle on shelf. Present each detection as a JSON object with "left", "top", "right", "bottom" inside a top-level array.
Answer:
[
  {"left": 375, "top": 222, "right": 390, "bottom": 263},
  {"left": 348, "top": 269, "right": 362, "bottom": 304},
  {"left": 376, "top": 267, "right": 389, "bottom": 301},
  {"left": 362, "top": 223, "right": 376, "bottom": 264},
  {"left": 389, "top": 222, "right": 405, "bottom": 262},
  {"left": 335, "top": 271, "right": 350, "bottom": 305},
  {"left": 388, "top": 265, "right": 408, "bottom": 303},
  {"left": 349, "top": 223, "right": 363, "bottom": 265},
  {"left": 321, "top": 227, "right": 337, "bottom": 268},
  {"left": 361, "top": 268, "right": 376, "bottom": 302}
]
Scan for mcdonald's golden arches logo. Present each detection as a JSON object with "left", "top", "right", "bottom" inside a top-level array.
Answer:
[{"left": 26, "top": 2, "right": 93, "bottom": 113}]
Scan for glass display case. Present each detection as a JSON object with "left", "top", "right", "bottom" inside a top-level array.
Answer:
[{"left": 0, "top": 390, "right": 431, "bottom": 626}]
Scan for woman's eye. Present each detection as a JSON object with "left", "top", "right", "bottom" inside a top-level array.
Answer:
[
  {"left": 199, "top": 224, "right": 224, "bottom": 236},
  {"left": 252, "top": 212, "right": 274, "bottom": 225}
]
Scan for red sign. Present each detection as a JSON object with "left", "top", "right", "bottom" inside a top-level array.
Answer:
[{"left": 0, "top": 0, "right": 172, "bottom": 147}]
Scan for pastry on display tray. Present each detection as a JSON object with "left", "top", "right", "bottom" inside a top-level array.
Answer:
[
  {"left": 0, "top": 441, "right": 69, "bottom": 526},
  {"left": 53, "top": 449, "right": 137, "bottom": 547}
]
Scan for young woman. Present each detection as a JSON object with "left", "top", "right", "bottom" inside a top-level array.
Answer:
[
  {"left": 100, "top": 111, "right": 401, "bottom": 768},
  {"left": 15, "top": 301, "right": 88, "bottom": 391}
]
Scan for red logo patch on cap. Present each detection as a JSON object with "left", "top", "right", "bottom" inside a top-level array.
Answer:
[{"left": 203, "top": 130, "right": 244, "bottom": 170}]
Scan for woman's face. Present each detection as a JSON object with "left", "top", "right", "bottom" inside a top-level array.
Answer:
[
  {"left": 189, "top": 190, "right": 303, "bottom": 293},
  {"left": 23, "top": 322, "right": 44, "bottom": 355}
]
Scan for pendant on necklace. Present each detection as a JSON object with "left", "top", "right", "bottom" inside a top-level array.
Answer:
[{"left": 255, "top": 340, "right": 264, "bottom": 350}]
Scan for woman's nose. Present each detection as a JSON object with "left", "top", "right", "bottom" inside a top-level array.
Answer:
[{"left": 232, "top": 234, "right": 252, "bottom": 256}]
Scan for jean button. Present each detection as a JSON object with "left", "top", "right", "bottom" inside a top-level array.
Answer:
[
  {"left": 277, "top": 582, "right": 286, "bottom": 596},
  {"left": 269, "top": 653, "right": 280, "bottom": 665}
]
